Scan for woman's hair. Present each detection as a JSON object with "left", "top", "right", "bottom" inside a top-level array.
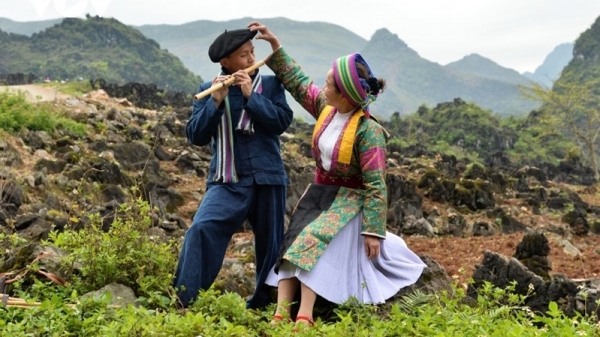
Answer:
[{"left": 356, "top": 63, "right": 386, "bottom": 95}]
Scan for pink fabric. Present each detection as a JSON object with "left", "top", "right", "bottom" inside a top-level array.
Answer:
[{"left": 360, "top": 147, "right": 386, "bottom": 171}]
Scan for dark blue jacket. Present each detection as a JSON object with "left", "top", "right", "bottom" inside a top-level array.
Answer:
[{"left": 186, "top": 74, "right": 293, "bottom": 186}]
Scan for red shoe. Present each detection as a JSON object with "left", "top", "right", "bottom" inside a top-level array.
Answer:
[
  {"left": 292, "top": 315, "right": 314, "bottom": 332},
  {"left": 270, "top": 313, "right": 291, "bottom": 324}
]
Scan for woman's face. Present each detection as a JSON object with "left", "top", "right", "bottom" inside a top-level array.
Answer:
[{"left": 323, "top": 69, "right": 345, "bottom": 108}]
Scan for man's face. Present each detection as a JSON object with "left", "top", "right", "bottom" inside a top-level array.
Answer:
[{"left": 221, "top": 40, "right": 256, "bottom": 73}]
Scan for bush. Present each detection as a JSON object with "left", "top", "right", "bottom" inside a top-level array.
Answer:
[
  {"left": 48, "top": 195, "right": 179, "bottom": 308},
  {"left": 0, "top": 90, "right": 87, "bottom": 136}
]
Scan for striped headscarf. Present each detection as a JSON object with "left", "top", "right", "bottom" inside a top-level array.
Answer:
[{"left": 332, "top": 53, "right": 379, "bottom": 116}]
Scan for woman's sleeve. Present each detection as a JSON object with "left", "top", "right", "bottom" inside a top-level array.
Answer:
[
  {"left": 266, "top": 47, "right": 328, "bottom": 120},
  {"left": 357, "top": 119, "right": 388, "bottom": 238}
]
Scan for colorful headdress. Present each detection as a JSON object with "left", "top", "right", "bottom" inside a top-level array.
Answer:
[{"left": 332, "top": 53, "right": 379, "bottom": 115}]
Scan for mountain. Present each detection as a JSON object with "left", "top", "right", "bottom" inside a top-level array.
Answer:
[
  {"left": 446, "top": 53, "right": 533, "bottom": 85},
  {"left": 361, "top": 29, "right": 538, "bottom": 117},
  {"left": 0, "top": 16, "right": 201, "bottom": 92},
  {"left": 140, "top": 21, "right": 538, "bottom": 118},
  {"left": 523, "top": 43, "right": 573, "bottom": 87},
  {"left": 558, "top": 16, "right": 600, "bottom": 84},
  {"left": 0, "top": 17, "right": 61, "bottom": 36},
  {"left": 137, "top": 17, "right": 366, "bottom": 121},
  {"left": 137, "top": 17, "right": 367, "bottom": 89},
  {"left": 0, "top": 16, "right": 542, "bottom": 118}
]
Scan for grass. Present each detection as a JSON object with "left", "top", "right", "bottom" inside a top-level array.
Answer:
[
  {"left": 0, "top": 196, "right": 598, "bottom": 336},
  {"left": 0, "top": 89, "right": 88, "bottom": 136},
  {"left": 39, "top": 80, "right": 93, "bottom": 97}
]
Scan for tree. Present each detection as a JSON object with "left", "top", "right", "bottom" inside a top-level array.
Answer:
[{"left": 521, "top": 76, "right": 600, "bottom": 180}]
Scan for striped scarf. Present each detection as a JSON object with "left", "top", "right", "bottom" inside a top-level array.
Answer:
[{"left": 214, "top": 70, "right": 263, "bottom": 183}]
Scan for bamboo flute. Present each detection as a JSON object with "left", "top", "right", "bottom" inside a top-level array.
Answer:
[{"left": 193, "top": 59, "right": 266, "bottom": 100}]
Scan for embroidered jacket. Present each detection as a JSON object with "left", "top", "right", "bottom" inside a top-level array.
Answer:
[{"left": 267, "top": 47, "right": 388, "bottom": 240}]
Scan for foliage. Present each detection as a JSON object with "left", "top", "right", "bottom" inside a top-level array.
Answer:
[
  {"left": 47, "top": 195, "right": 179, "bottom": 308},
  {"left": 520, "top": 75, "right": 600, "bottom": 179},
  {"left": 381, "top": 99, "right": 575, "bottom": 165},
  {"left": 40, "top": 79, "right": 93, "bottom": 96},
  {"left": 1, "top": 193, "right": 598, "bottom": 335},
  {"left": 0, "top": 89, "right": 87, "bottom": 136},
  {"left": 0, "top": 278, "right": 598, "bottom": 336},
  {"left": 502, "top": 113, "right": 577, "bottom": 166},
  {"left": 565, "top": 15, "right": 600, "bottom": 80},
  {"left": 0, "top": 16, "right": 202, "bottom": 92}
]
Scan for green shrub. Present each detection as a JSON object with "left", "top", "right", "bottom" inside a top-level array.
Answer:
[
  {"left": 0, "top": 275, "right": 599, "bottom": 336},
  {"left": 48, "top": 195, "right": 179, "bottom": 308},
  {"left": 0, "top": 90, "right": 88, "bottom": 136}
]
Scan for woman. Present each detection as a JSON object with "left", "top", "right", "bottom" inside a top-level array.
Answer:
[{"left": 248, "top": 22, "right": 426, "bottom": 327}]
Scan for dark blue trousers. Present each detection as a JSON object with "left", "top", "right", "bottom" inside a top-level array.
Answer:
[{"left": 173, "top": 183, "right": 285, "bottom": 309}]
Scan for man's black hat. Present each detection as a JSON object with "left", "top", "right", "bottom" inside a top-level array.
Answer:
[{"left": 208, "top": 29, "right": 258, "bottom": 62}]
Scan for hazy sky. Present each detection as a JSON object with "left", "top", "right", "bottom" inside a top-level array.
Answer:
[{"left": 2, "top": 0, "right": 600, "bottom": 73}]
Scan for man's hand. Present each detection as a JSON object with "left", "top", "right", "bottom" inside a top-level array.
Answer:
[
  {"left": 232, "top": 70, "right": 253, "bottom": 98},
  {"left": 364, "top": 235, "right": 381, "bottom": 259},
  {"left": 211, "top": 75, "right": 230, "bottom": 107}
]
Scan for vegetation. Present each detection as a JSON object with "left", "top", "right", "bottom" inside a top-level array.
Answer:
[
  {"left": 521, "top": 76, "right": 600, "bottom": 180},
  {"left": 516, "top": 16, "right": 600, "bottom": 179},
  {"left": 39, "top": 80, "right": 93, "bottom": 97},
  {"left": 1, "top": 209, "right": 599, "bottom": 336},
  {"left": 49, "top": 196, "right": 179, "bottom": 308},
  {"left": 1, "top": 194, "right": 599, "bottom": 335},
  {"left": 0, "top": 89, "right": 87, "bottom": 136},
  {"left": 381, "top": 98, "right": 576, "bottom": 165},
  {"left": 0, "top": 16, "right": 202, "bottom": 92}
]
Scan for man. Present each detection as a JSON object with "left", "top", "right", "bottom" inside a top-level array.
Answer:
[{"left": 174, "top": 28, "right": 293, "bottom": 309}]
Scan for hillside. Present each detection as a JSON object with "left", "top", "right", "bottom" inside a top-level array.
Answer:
[
  {"left": 137, "top": 17, "right": 366, "bottom": 89},
  {"left": 0, "top": 16, "right": 579, "bottom": 118},
  {"left": 558, "top": 16, "right": 600, "bottom": 84},
  {"left": 361, "top": 29, "right": 539, "bottom": 117},
  {"left": 0, "top": 16, "right": 201, "bottom": 92},
  {"left": 523, "top": 43, "right": 573, "bottom": 87},
  {"left": 446, "top": 53, "right": 532, "bottom": 85},
  {"left": 140, "top": 20, "right": 540, "bottom": 118}
]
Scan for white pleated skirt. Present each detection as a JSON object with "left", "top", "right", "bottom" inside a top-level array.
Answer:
[{"left": 265, "top": 213, "right": 427, "bottom": 304}]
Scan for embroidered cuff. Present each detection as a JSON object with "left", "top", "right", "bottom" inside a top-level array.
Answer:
[{"left": 361, "top": 231, "right": 386, "bottom": 239}]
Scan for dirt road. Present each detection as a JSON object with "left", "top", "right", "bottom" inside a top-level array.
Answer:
[{"left": 0, "top": 84, "right": 71, "bottom": 102}]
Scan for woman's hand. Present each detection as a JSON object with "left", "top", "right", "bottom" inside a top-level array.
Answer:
[
  {"left": 364, "top": 235, "right": 381, "bottom": 259},
  {"left": 247, "top": 21, "right": 281, "bottom": 52}
]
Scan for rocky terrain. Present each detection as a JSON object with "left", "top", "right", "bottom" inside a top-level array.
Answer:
[{"left": 1, "top": 84, "right": 599, "bottom": 318}]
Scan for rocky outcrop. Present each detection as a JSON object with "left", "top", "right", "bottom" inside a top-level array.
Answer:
[
  {"left": 90, "top": 78, "right": 191, "bottom": 110},
  {"left": 468, "top": 232, "right": 599, "bottom": 320}
]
